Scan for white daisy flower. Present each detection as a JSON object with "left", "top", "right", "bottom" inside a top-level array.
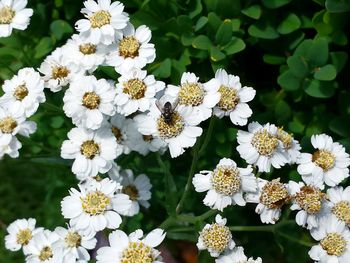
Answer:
[
  {"left": 96, "top": 228, "right": 166, "bottom": 263},
  {"left": 0, "top": 132, "right": 21, "bottom": 158},
  {"left": 5, "top": 218, "right": 43, "bottom": 255},
  {"left": 297, "top": 134, "right": 350, "bottom": 188},
  {"left": 115, "top": 69, "right": 165, "bottom": 116},
  {"left": 165, "top": 72, "right": 220, "bottom": 122},
  {"left": 197, "top": 215, "right": 235, "bottom": 258},
  {"left": 287, "top": 181, "right": 326, "bottom": 229},
  {"left": 245, "top": 178, "right": 289, "bottom": 224},
  {"left": 213, "top": 69, "right": 255, "bottom": 126},
  {"left": 119, "top": 169, "right": 152, "bottom": 217},
  {"left": 309, "top": 215, "right": 350, "bottom": 263},
  {"left": 0, "top": 0, "right": 33, "bottom": 37},
  {"left": 0, "top": 67, "right": 45, "bottom": 117},
  {"left": 236, "top": 122, "right": 289, "bottom": 173},
  {"left": 61, "top": 178, "right": 132, "bottom": 234},
  {"left": 106, "top": 23, "right": 155, "bottom": 73},
  {"left": 325, "top": 186, "right": 350, "bottom": 227},
  {"left": 135, "top": 96, "right": 203, "bottom": 158},
  {"left": 54, "top": 225, "right": 97, "bottom": 263},
  {"left": 192, "top": 158, "right": 257, "bottom": 211},
  {"left": 75, "top": 0, "right": 129, "bottom": 45},
  {"left": 277, "top": 127, "right": 301, "bottom": 164},
  {"left": 216, "top": 246, "right": 262, "bottom": 263},
  {"left": 61, "top": 127, "right": 122, "bottom": 180},
  {"left": 39, "top": 47, "right": 85, "bottom": 92},
  {"left": 63, "top": 75, "right": 116, "bottom": 130}
]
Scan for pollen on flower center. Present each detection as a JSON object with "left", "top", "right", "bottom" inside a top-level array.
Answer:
[
  {"left": 142, "top": 135, "right": 153, "bottom": 142},
  {"left": 0, "top": 117, "right": 17, "bottom": 134},
  {"left": 178, "top": 82, "right": 205, "bottom": 106},
  {"left": 65, "top": 231, "right": 82, "bottom": 248},
  {"left": 218, "top": 85, "right": 239, "bottom": 111},
  {"left": 123, "top": 79, "right": 147, "bottom": 100},
  {"left": 0, "top": 6, "right": 15, "bottom": 24},
  {"left": 111, "top": 126, "right": 123, "bottom": 142},
  {"left": 80, "top": 140, "right": 100, "bottom": 159},
  {"left": 79, "top": 43, "right": 97, "bottom": 55},
  {"left": 277, "top": 128, "right": 293, "bottom": 149},
  {"left": 200, "top": 223, "right": 232, "bottom": 253},
  {"left": 121, "top": 242, "right": 154, "bottom": 263},
  {"left": 82, "top": 92, "right": 100, "bottom": 109},
  {"left": 260, "top": 179, "right": 289, "bottom": 209},
  {"left": 212, "top": 165, "right": 241, "bottom": 195},
  {"left": 81, "top": 191, "right": 110, "bottom": 215},
  {"left": 251, "top": 130, "right": 279, "bottom": 156},
  {"left": 119, "top": 36, "right": 140, "bottom": 58},
  {"left": 52, "top": 66, "right": 69, "bottom": 80},
  {"left": 16, "top": 229, "right": 32, "bottom": 245},
  {"left": 38, "top": 246, "right": 53, "bottom": 261},
  {"left": 294, "top": 186, "right": 324, "bottom": 214},
  {"left": 332, "top": 201, "right": 350, "bottom": 225},
  {"left": 13, "top": 84, "right": 29, "bottom": 101},
  {"left": 90, "top": 10, "right": 111, "bottom": 28},
  {"left": 320, "top": 233, "right": 347, "bottom": 256},
  {"left": 157, "top": 112, "right": 184, "bottom": 139},
  {"left": 122, "top": 185, "right": 139, "bottom": 201},
  {"left": 312, "top": 150, "right": 335, "bottom": 171}
]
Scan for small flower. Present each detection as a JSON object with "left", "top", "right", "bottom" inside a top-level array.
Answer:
[
  {"left": 237, "top": 122, "right": 289, "bottom": 172},
  {"left": 61, "top": 127, "right": 122, "bottom": 180},
  {"left": 197, "top": 215, "right": 235, "bottom": 258},
  {"left": 192, "top": 158, "right": 257, "bottom": 211},
  {"left": 61, "top": 178, "right": 132, "bottom": 234},
  {"left": 277, "top": 127, "right": 301, "bottom": 164},
  {"left": 216, "top": 246, "right": 262, "bottom": 263},
  {"left": 63, "top": 75, "right": 116, "bottom": 130},
  {"left": 325, "top": 186, "right": 350, "bottom": 227},
  {"left": 0, "top": 67, "right": 45, "bottom": 117},
  {"left": 96, "top": 228, "right": 166, "bottom": 263},
  {"left": 0, "top": 0, "right": 33, "bottom": 37},
  {"left": 106, "top": 23, "right": 155, "bottom": 73},
  {"left": 297, "top": 134, "right": 350, "bottom": 188},
  {"left": 309, "top": 215, "right": 350, "bottom": 263},
  {"left": 213, "top": 69, "right": 255, "bottom": 126},
  {"left": 75, "top": 0, "right": 129, "bottom": 45}
]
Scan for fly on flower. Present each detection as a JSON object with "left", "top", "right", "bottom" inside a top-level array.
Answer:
[{"left": 155, "top": 98, "right": 179, "bottom": 125}]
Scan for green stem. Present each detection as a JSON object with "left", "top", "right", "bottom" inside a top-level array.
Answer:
[
  {"left": 41, "top": 102, "right": 63, "bottom": 113},
  {"left": 275, "top": 231, "right": 315, "bottom": 247},
  {"left": 229, "top": 225, "right": 274, "bottom": 232},
  {"left": 198, "top": 117, "right": 216, "bottom": 157}
]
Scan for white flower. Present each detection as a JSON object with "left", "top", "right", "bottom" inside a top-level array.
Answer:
[
  {"left": 309, "top": 215, "right": 350, "bottom": 263},
  {"left": 108, "top": 162, "right": 122, "bottom": 183},
  {"left": 39, "top": 47, "right": 85, "bottom": 92},
  {"left": 96, "top": 228, "right": 166, "bottom": 263},
  {"left": 115, "top": 69, "right": 165, "bottom": 116},
  {"left": 61, "top": 178, "right": 132, "bottom": 234},
  {"left": 75, "top": 0, "right": 129, "bottom": 45},
  {"left": 197, "top": 215, "right": 235, "bottom": 258},
  {"left": 277, "top": 127, "right": 301, "bottom": 164},
  {"left": 0, "top": 0, "right": 33, "bottom": 37},
  {"left": 287, "top": 181, "right": 327, "bottom": 229},
  {"left": 119, "top": 169, "right": 152, "bottom": 216},
  {"left": 325, "top": 186, "right": 350, "bottom": 227},
  {"left": 192, "top": 158, "right": 257, "bottom": 211},
  {"left": 134, "top": 96, "right": 203, "bottom": 158},
  {"left": 106, "top": 23, "right": 155, "bottom": 73},
  {"left": 297, "top": 134, "right": 350, "bottom": 188},
  {"left": 0, "top": 133, "right": 21, "bottom": 158},
  {"left": 216, "top": 246, "right": 262, "bottom": 263},
  {"left": 54, "top": 225, "right": 97, "bottom": 263},
  {"left": 63, "top": 75, "right": 116, "bottom": 130},
  {"left": 5, "top": 218, "right": 43, "bottom": 254},
  {"left": 0, "top": 67, "right": 45, "bottom": 117},
  {"left": 165, "top": 72, "right": 220, "bottom": 122},
  {"left": 61, "top": 127, "right": 122, "bottom": 180},
  {"left": 237, "top": 122, "right": 289, "bottom": 173},
  {"left": 213, "top": 69, "right": 255, "bottom": 126}
]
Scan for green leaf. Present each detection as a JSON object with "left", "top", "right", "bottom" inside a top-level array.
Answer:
[
  {"left": 263, "top": 54, "right": 286, "bottom": 65},
  {"left": 189, "top": 0, "right": 203, "bottom": 18},
  {"left": 207, "top": 12, "right": 222, "bottom": 31},
  {"left": 223, "top": 37, "right": 246, "bottom": 55},
  {"left": 262, "top": 0, "right": 292, "bottom": 8},
  {"left": 326, "top": 0, "right": 350, "bottom": 12},
  {"left": 313, "top": 64, "right": 337, "bottom": 81},
  {"left": 192, "top": 35, "right": 212, "bottom": 50},
  {"left": 241, "top": 5, "right": 262, "bottom": 19},
  {"left": 287, "top": 55, "right": 309, "bottom": 78},
  {"left": 330, "top": 52, "right": 348, "bottom": 72},
  {"left": 152, "top": 58, "right": 172, "bottom": 78},
  {"left": 303, "top": 79, "right": 335, "bottom": 98},
  {"left": 278, "top": 71, "right": 301, "bottom": 91},
  {"left": 248, "top": 23, "right": 280, "bottom": 39},
  {"left": 215, "top": 19, "right": 233, "bottom": 45},
  {"left": 195, "top": 16, "right": 208, "bottom": 31},
  {"left": 210, "top": 46, "right": 226, "bottom": 61},
  {"left": 34, "top": 37, "right": 54, "bottom": 59},
  {"left": 50, "top": 116, "right": 64, "bottom": 129},
  {"left": 50, "top": 20, "right": 73, "bottom": 41},
  {"left": 275, "top": 100, "right": 292, "bottom": 121},
  {"left": 277, "top": 13, "right": 301, "bottom": 34},
  {"left": 306, "top": 37, "right": 329, "bottom": 66}
]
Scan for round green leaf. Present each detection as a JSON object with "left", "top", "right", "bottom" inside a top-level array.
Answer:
[
  {"left": 223, "top": 37, "right": 246, "bottom": 55},
  {"left": 248, "top": 23, "right": 279, "bottom": 39},
  {"left": 50, "top": 20, "right": 73, "bottom": 41},
  {"left": 313, "top": 64, "right": 337, "bottom": 81},
  {"left": 277, "top": 13, "right": 301, "bottom": 34},
  {"left": 303, "top": 79, "right": 335, "bottom": 98},
  {"left": 215, "top": 19, "right": 233, "bottom": 45},
  {"left": 241, "top": 5, "right": 262, "bottom": 20},
  {"left": 278, "top": 71, "right": 301, "bottom": 91},
  {"left": 192, "top": 35, "right": 212, "bottom": 50}
]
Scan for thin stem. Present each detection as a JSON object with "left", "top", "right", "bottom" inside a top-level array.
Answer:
[
  {"left": 229, "top": 225, "right": 274, "bottom": 232},
  {"left": 41, "top": 102, "right": 63, "bottom": 113},
  {"left": 275, "top": 231, "right": 315, "bottom": 247},
  {"left": 198, "top": 116, "right": 216, "bottom": 157}
]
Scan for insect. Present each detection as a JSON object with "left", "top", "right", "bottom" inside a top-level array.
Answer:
[{"left": 156, "top": 99, "right": 179, "bottom": 125}]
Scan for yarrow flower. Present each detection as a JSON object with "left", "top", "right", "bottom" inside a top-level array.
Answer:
[
  {"left": 325, "top": 186, "right": 350, "bottom": 227},
  {"left": 276, "top": 127, "right": 301, "bottom": 164},
  {"left": 216, "top": 246, "right": 262, "bottom": 263},
  {"left": 192, "top": 158, "right": 257, "bottom": 211},
  {"left": 96, "top": 228, "right": 166, "bottom": 263}
]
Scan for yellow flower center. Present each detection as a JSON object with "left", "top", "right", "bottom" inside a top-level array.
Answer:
[
  {"left": 121, "top": 242, "right": 154, "bottom": 263},
  {"left": 52, "top": 66, "right": 69, "bottom": 80},
  {"left": 79, "top": 43, "right": 97, "bottom": 55},
  {"left": 82, "top": 92, "right": 100, "bottom": 109},
  {"left": 212, "top": 165, "right": 241, "bottom": 195},
  {"left": 111, "top": 126, "right": 123, "bottom": 142},
  {"left": 320, "top": 233, "right": 347, "bottom": 256},
  {"left": 65, "top": 231, "right": 82, "bottom": 248},
  {"left": 13, "top": 84, "right": 29, "bottom": 101},
  {"left": 312, "top": 150, "right": 335, "bottom": 171},
  {"left": 81, "top": 191, "right": 110, "bottom": 215},
  {"left": 122, "top": 185, "right": 139, "bottom": 201},
  {"left": 277, "top": 128, "right": 293, "bottom": 149},
  {"left": 90, "top": 10, "right": 111, "bottom": 28},
  {"left": 119, "top": 36, "right": 140, "bottom": 58},
  {"left": 200, "top": 223, "right": 232, "bottom": 253},
  {"left": 0, "top": 117, "right": 17, "bottom": 134},
  {"left": 0, "top": 6, "right": 15, "bottom": 24},
  {"left": 157, "top": 112, "right": 184, "bottom": 139},
  {"left": 80, "top": 140, "right": 100, "bottom": 159},
  {"left": 178, "top": 82, "right": 205, "bottom": 106},
  {"left": 251, "top": 130, "right": 279, "bottom": 156},
  {"left": 294, "top": 186, "right": 324, "bottom": 214},
  {"left": 38, "top": 246, "right": 53, "bottom": 261},
  {"left": 260, "top": 179, "right": 289, "bottom": 209},
  {"left": 16, "top": 229, "right": 32, "bottom": 246},
  {"left": 123, "top": 79, "right": 147, "bottom": 100},
  {"left": 142, "top": 135, "right": 153, "bottom": 142},
  {"left": 332, "top": 201, "right": 350, "bottom": 226},
  {"left": 218, "top": 85, "right": 239, "bottom": 111}
]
